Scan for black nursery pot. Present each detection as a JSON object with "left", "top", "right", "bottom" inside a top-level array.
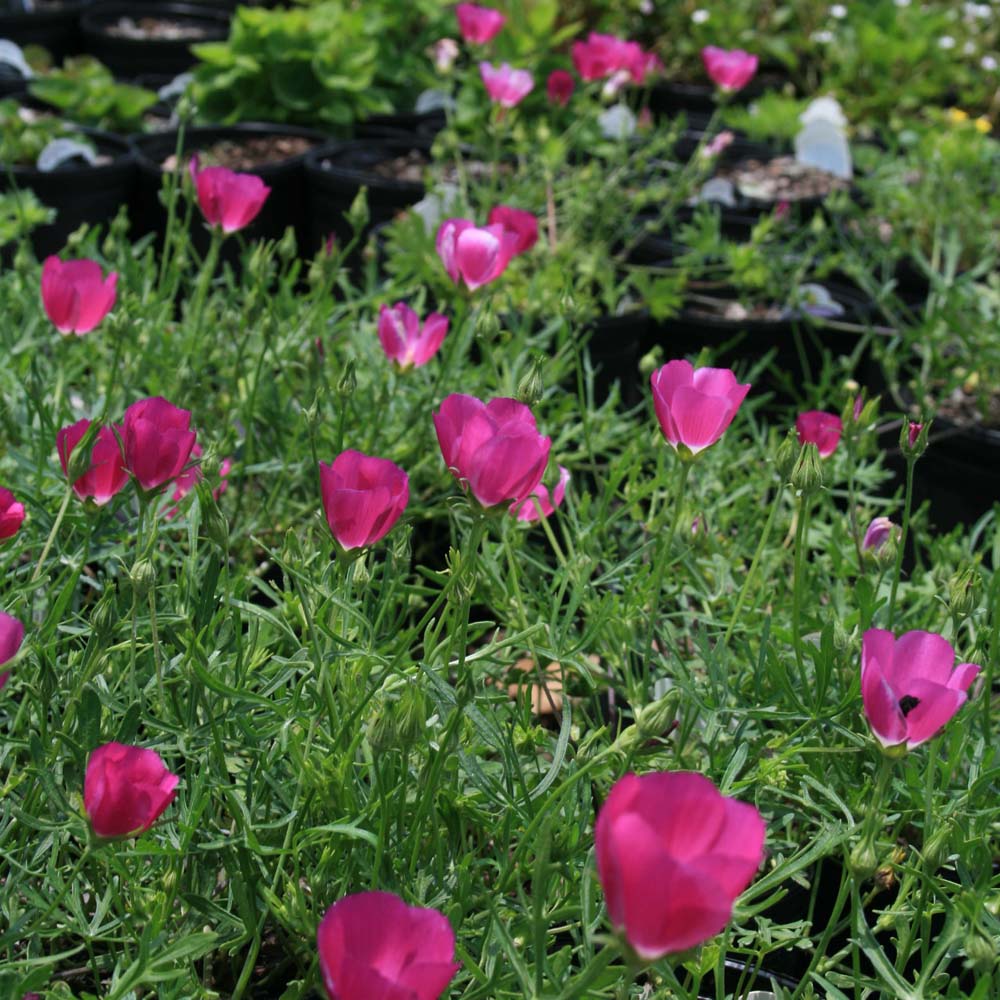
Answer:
[
  {"left": 1, "top": 126, "right": 135, "bottom": 258},
  {"left": 644, "top": 284, "right": 871, "bottom": 407},
  {"left": 80, "top": 3, "right": 230, "bottom": 79},
  {"left": 130, "top": 123, "right": 327, "bottom": 259},
  {"left": 303, "top": 135, "right": 434, "bottom": 254},
  {"left": 583, "top": 311, "right": 649, "bottom": 408},
  {"left": 886, "top": 416, "right": 1000, "bottom": 532},
  {"left": 0, "top": 1, "right": 89, "bottom": 63}
]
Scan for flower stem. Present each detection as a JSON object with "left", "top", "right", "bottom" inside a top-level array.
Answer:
[
  {"left": 30, "top": 485, "right": 73, "bottom": 583},
  {"left": 887, "top": 456, "right": 915, "bottom": 625},
  {"left": 791, "top": 491, "right": 813, "bottom": 690},
  {"left": 647, "top": 459, "right": 693, "bottom": 632}
]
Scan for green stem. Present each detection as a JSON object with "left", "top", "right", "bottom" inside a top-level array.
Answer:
[
  {"left": 30, "top": 485, "right": 73, "bottom": 583},
  {"left": 887, "top": 457, "right": 915, "bottom": 625},
  {"left": 647, "top": 459, "right": 693, "bottom": 628},
  {"left": 791, "top": 492, "right": 813, "bottom": 690},
  {"left": 846, "top": 435, "right": 864, "bottom": 575},
  {"left": 156, "top": 116, "right": 189, "bottom": 295},
  {"left": 186, "top": 226, "right": 224, "bottom": 365},
  {"left": 722, "top": 482, "right": 783, "bottom": 647}
]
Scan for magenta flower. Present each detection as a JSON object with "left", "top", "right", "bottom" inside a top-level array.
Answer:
[
  {"left": 650, "top": 360, "right": 750, "bottom": 456},
  {"left": 57, "top": 419, "right": 129, "bottom": 506},
  {"left": 546, "top": 69, "right": 575, "bottom": 106},
  {"left": 908, "top": 422, "right": 923, "bottom": 447},
  {"left": 317, "top": 890, "right": 459, "bottom": 1000},
  {"left": 486, "top": 205, "right": 539, "bottom": 256},
  {"left": 434, "top": 394, "right": 551, "bottom": 507},
  {"left": 41, "top": 256, "right": 117, "bottom": 336},
  {"left": 861, "top": 629, "right": 980, "bottom": 750},
  {"left": 596, "top": 771, "right": 765, "bottom": 961},
  {"left": 189, "top": 156, "right": 271, "bottom": 234},
  {"left": 377, "top": 303, "right": 449, "bottom": 369},
  {"left": 479, "top": 61, "right": 534, "bottom": 108},
  {"left": 862, "top": 516, "right": 896, "bottom": 554},
  {"left": 84, "top": 743, "right": 179, "bottom": 839},
  {"left": 122, "top": 397, "right": 197, "bottom": 492},
  {"left": 435, "top": 218, "right": 519, "bottom": 291},
  {"left": 701, "top": 46, "right": 759, "bottom": 92},
  {"left": 511, "top": 466, "right": 570, "bottom": 523},
  {"left": 0, "top": 610, "right": 24, "bottom": 692},
  {"left": 796, "top": 410, "right": 843, "bottom": 458},
  {"left": 319, "top": 450, "right": 409, "bottom": 552},
  {"left": 455, "top": 2, "right": 505, "bottom": 44},
  {"left": 0, "top": 487, "right": 25, "bottom": 540},
  {"left": 571, "top": 32, "right": 654, "bottom": 84},
  {"left": 166, "top": 443, "right": 232, "bottom": 518}
]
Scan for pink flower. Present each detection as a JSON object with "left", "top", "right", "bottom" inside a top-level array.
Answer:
[
  {"left": 595, "top": 771, "right": 766, "bottom": 961},
  {"left": 431, "top": 37, "right": 460, "bottom": 72},
  {"left": 511, "top": 466, "right": 569, "bottom": 523},
  {"left": 84, "top": 742, "right": 179, "bottom": 839},
  {"left": 479, "top": 61, "right": 534, "bottom": 108},
  {"left": 861, "top": 629, "right": 981, "bottom": 750},
  {"left": 650, "top": 361, "right": 751, "bottom": 456},
  {"left": 57, "top": 419, "right": 129, "bottom": 506},
  {"left": 701, "top": 46, "right": 759, "bottom": 92},
  {"left": 377, "top": 303, "right": 449, "bottom": 369},
  {"left": 0, "top": 487, "right": 25, "bottom": 540},
  {"left": 455, "top": 2, "right": 505, "bottom": 44},
  {"left": 41, "top": 256, "right": 117, "bottom": 336},
  {"left": 189, "top": 156, "right": 271, "bottom": 234},
  {"left": 546, "top": 69, "right": 575, "bottom": 106},
  {"left": 486, "top": 205, "right": 538, "bottom": 255},
  {"left": 796, "top": 410, "right": 843, "bottom": 458},
  {"left": 908, "top": 422, "right": 923, "bottom": 447},
  {"left": 0, "top": 611, "right": 24, "bottom": 692},
  {"left": 317, "top": 890, "right": 459, "bottom": 1000},
  {"left": 571, "top": 32, "right": 654, "bottom": 83},
  {"left": 122, "top": 397, "right": 197, "bottom": 492},
  {"left": 701, "top": 130, "right": 734, "bottom": 159},
  {"left": 435, "top": 218, "right": 519, "bottom": 291},
  {"left": 862, "top": 516, "right": 896, "bottom": 553},
  {"left": 319, "top": 450, "right": 409, "bottom": 551},
  {"left": 434, "top": 394, "right": 551, "bottom": 507}
]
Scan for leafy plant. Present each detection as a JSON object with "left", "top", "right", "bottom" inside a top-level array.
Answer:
[
  {"left": 29, "top": 57, "right": 158, "bottom": 134},
  {"left": 0, "top": 98, "right": 93, "bottom": 166}
]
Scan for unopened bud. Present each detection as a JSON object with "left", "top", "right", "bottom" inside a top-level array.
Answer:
[
  {"left": 638, "top": 345, "right": 663, "bottom": 378},
  {"left": 277, "top": 226, "right": 297, "bottom": 262},
  {"left": 791, "top": 442, "right": 823, "bottom": 495},
  {"left": 900, "top": 418, "right": 929, "bottom": 459},
  {"left": 775, "top": 429, "right": 799, "bottom": 481},
  {"left": 849, "top": 835, "right": 879, "bottom": 880},
  {"left": 130, "top": 558, "right": 156, "bottom": 597},
  {"left": 337, "top": 360, "right": 357, "bottom": 397},
  {"left": 966, "top": 931, "right": 996, "bottom": 975},
  {"left": 948, "top": 567, "right": 980, "bottom": 620},
  {"left": 635, "top": 688, "right": 680, "bottom": 738},
  {"left": 516, "top": 359, "right": 544, "bottom": 406},
  {"left": 347, "top": 186, "right": 370, "bottom": 235}
]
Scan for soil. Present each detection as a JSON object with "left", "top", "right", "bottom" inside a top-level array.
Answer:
[
  {"left": 686, "top": 296, "right": 787, "bottom": 322},
  {"left": 935, "top": 385, "right": 1000, "bottom": 429},
  {"left": 106, "top": 16, "right": 212, "bottom": 41},
  {"left": 718, "top": 155, "right": 850, "bottom": 203},
  {"left": 162, "top": 135, "right": 317, "bottom": 172},
  {"left": 370, "top": 150, "right": 430, "bottom": 182}
]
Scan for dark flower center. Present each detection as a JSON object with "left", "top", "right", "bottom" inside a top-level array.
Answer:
[{"left": 899, "top": 695, "right": 921, "bottom": 717}]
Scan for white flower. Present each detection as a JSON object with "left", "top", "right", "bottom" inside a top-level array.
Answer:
[
  {"left": 963, "top": 41, "right": 976, "bottom": 55},
  {"left": 982, "top": 54, "right": 998, "bottom": 71},
  {"left": 692, "top": 9, "right": 710, "bottom": 23},
  {"left": 938, "top": 35, "right": 956, "bottom": 49},
  {"left": 831, "top": 4, "right": 847, "bottom": 17},
  {"left": 812, "top": 30, "right": 835, "bottom": 43},
  {"left": 598, "top": 104, "right": 637, "bottom": 140},
  {"left": 894, "top": 0, "right": 911, "bottom": 7}
]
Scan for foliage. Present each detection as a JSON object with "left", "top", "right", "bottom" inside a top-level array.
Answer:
[
  {"left": 0, "top": 99, "right": 94, "bottom": 166},
  {"left": 29, "top": 57, "right": 158, "bottom": 135}
]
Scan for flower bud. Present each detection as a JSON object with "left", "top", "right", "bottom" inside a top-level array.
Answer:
[
  {"left": 337, "top": 360, "right": 357, "bottom": 398},
  {"left": 900, "top": 418, "right": 929, "bottom": 459},
  {"left": 516, "top": 359, "right": 544, "bottom": 406},
  {"left": 775, "top": 429, "right": 799, "bottom": 480},
  {"left": 347, "top": 186, "right": 370, "bottom": 235},
  {"left": 791, "top": 442, "right": 823, "bottom": 495},
  {"left": 635, "top": 688, "right": 680, "bottom": 738},
  {"left": 368, "top": 684, "right": 428, "bottom": 752},
  {"left": 277, "top": 226, "right": 297, "bottom": 262},
  {"left": 638, "top": 345, "right": 663, "bottom": 378},
  {"left": 948, "top": 566, "right": 980, "bottom": 620},
  {"left": 130, "top": 558, "right": 156, "bottom": 597},
  {"left": 848, "top": 835, "right": 878, "bottom": 880}
]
